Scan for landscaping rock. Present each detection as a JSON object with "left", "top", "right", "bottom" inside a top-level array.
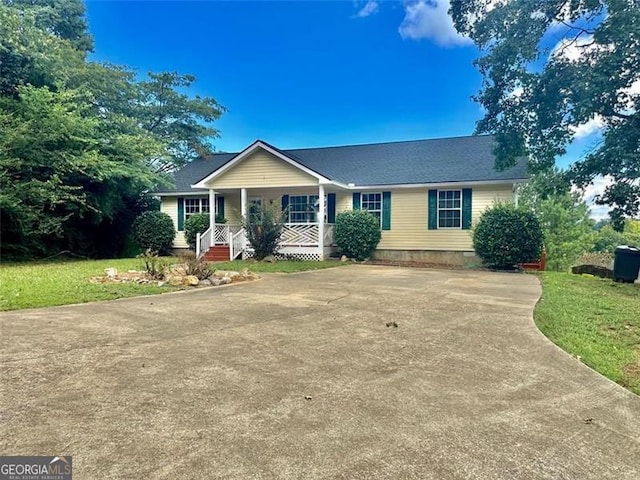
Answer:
[
  {"left": 166, "top": 274, "right": 184, "bottom": 287},
  {"left": 184, "top": 275, "right": 200, "bottom": 286},
  {"left": 340, "top": 255, "right": 348, "bottom": 262},
  {"left": 199, "top": 279, "right": 212, "bottom": 286},
  {"left": 263, "top": 255, "right": 277, "bottom": 263},
  {"left": 170, "top": 265, "right": 188, "bottom": 276},
  {"left": 219, "top": 276, "right": 232, "bottom": 285},
  {"left": 105, "top": 268, "right": 118, "bottom": 278}
]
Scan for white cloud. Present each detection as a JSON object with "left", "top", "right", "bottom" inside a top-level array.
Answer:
[
  {"left": 570, "top": 115, "right": 605, "bottom": 140},
  {"left": 398, "top": 0, "right": 472, "bottom": 47},
  {"left": 576, "top": 175, "right": 613, "bottom": 221},
  {"left": 550, "top": 34, "right": 595, "bottom": 62},
  {"left": 354, "top": 1, "right": 379, "bottom": 18}
]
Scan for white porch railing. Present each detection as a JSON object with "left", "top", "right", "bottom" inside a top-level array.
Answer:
[
  {"left": 230, "top": 227, "right": 245, "bottom": 260},
  {"left": 213, "top": 224, "right": 230, "bottom": 245},
  {"left": 281, "top": 223, "right": 319, "bottom": 246},
  {"left": 199, "top": 223, "right": 334, "bottom": 260},
  {"left": 196, "top": 227, "right": 212, "bottom": 258}
]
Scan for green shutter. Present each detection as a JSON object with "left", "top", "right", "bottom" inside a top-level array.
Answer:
[
  {"left": 462, "top": 188, "right": 472, "bottom": 230},
  {"left": 216, "top": 196, "right": 225, "bottom": 220},
  {"left": 352, "top": 192, "right": 360, "bottom": 210},
  {"left": 327, "top": 193, "right": 336, "bottom": 223},
  {"left": 382, "top": 191, "right": 391, "bottom": 230},
  {"left": 177, "top": 197, "right": 185, "bottom": 231},
  {"left": 428, "top": 190, "right": 437, "bottom": 230},
  {"left": 281, "top": 194, "right": 289, "bottom": 211}
]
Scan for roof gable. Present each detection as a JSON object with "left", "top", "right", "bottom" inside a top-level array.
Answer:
[{"left": 191, "top": 140, "right": 332, "bottom": 188}]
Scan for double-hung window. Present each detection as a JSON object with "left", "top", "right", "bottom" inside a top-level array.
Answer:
[
  {"left": 437, "top": 190, "right": 462, "bottom": 229},
  {"left": 289, "top": 195, "right": 320, "bottom": 223},
  {"left": 361, "top": 193, "right": 382, "bottom": 226},
  {"left": 184, "top": 197, "right": 210, "bottom": 222}
]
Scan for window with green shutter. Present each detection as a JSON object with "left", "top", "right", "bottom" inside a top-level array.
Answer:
[
  {"left": 428, "top": 189, "right": 472, "bottom": 230},
  {"left": 327, "top": 193, "right": 336, "bottom": 223}
]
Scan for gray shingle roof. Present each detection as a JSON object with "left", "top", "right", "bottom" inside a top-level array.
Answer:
[{"left": 154, "top": 135, "right": 528, "bottom": 194}]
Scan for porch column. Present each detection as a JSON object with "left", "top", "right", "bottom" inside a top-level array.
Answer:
[
  {"left": 209, "top": 189, "right": 215, "bottom": 247},
  {"left": 240, "top": 188, "right": 248, "bottom": 250},
  {"left": 318, "top": 184, "right": 325, "bottom": 260},
  {"left": 241, "top": 188, "right": 247, "bottom": 218}
]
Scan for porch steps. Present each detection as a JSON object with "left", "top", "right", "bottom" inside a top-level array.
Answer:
[{"left": 203, "top": 245, "right": 230, "bottom": 262}]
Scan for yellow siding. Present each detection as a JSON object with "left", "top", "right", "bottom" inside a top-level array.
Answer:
[
  {"left": 378, "top": 185, "right": 514, "bottom": 251},
  {"left": 160, "top": 197, "right": 188, "bottom": 248},
  {"left": 335, "top": 192, "right": 352, "bottom": 215},
  {"left": 208, "top": 150, "right": 318, "bottom": 189}
]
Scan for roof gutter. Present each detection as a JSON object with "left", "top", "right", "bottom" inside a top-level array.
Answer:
[{"left": 347, "top": 178, "right": 528, "bottom": 190}]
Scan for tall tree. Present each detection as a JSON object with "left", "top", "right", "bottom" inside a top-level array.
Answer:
[
  {"left": 518, "top": 169, "right": 595, "bottom": 271},
  {"left": 0, "top": 0, "right": 225, "bottom": 258},
  {"left": 450, "top": 0, "right": 640, "bottom": 230}
]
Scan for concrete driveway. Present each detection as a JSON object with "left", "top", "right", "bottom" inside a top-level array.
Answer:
[{"left": 1, "top": 265, "right": 639, "bottom": 479}]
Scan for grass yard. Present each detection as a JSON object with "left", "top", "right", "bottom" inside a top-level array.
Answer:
[
  {"left": 0, "top": 257, "right": 181, "bottom": 311},
  {"left": 0, "top": 257, "right": 344, "bottom": 311},
  {"left": 535, "top": 272, "right": 640, "bottom": 395}
]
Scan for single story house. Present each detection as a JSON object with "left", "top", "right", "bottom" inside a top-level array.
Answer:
[{"left": 154, "top": 135, "right": 528, "bottom": 264}]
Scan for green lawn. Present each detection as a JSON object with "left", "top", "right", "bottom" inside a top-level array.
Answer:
[
  {"left": 535, "top": 272, "right": 640, "bottom": 395},
  {"left": 0, "top": 258, "right": 181, "bottom": 311},
  {"left": 0, "top": 258, "right": 344, "bottom": 311}
]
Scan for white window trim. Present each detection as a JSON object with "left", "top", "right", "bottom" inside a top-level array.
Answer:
[
  {"left": 184, "top": 197, "right": 210, "bottom": 223},
  {"left": 361, "top": 192, "right": 383, "bottom": 228},
  {"left": 437, "top": 189, "right": 462, "bottom": 230},
  {"left": 287, "top": 194, "right": 329, "bottom": 223}
]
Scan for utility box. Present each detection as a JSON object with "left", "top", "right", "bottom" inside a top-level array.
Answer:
[{"left": 613, "top": 245, "right": 640, "bottom": 283}]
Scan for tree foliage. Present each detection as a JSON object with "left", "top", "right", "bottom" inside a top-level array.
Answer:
[
  {"left": 472, "top": 203, "right": 544, "bottom": 269},
  {"left": 450, "top": 0, "right": 640, "bottom": 230},
  {"left": 518, "top": 170, "right": 595, "bottom": 271},
  {"left": 241, "top": 200, "right": 287, "bottom": 261},
  {"left": 593, "top": 219, "right": 640, "bottom": 252},
  {"left": 334, "top": 210, "right": 382, "bottom": 261},
  {"left": 0, "top": 0, "right": 224, "bottom": 259}
]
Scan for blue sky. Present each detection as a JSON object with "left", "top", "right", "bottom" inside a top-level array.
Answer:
[{"left": 85, "top": 1, "right": 598, "bottom": 165}]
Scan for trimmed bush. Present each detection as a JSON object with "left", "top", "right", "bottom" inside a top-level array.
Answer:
[
  {"left": 473, "top": 203, "right": 543, "bottom": 269},
  {"left": 184, "top": 213, "right": 210, "bottom": 250},
  {"left": 131, "top": 211, "right": 175, "bottom": 255},
  {"left": 335, "top": 210, "right": 381, "bottom": 261}
]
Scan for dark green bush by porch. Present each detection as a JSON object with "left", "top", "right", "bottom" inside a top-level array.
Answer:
[
  {"left": 241, "top": 200, "right": 287, "bottom": 261},
  {"left": 473, "top": 203, "right": 543, "bottom": 269},
  {"left": 335, "top": 210, "right": 381, "bottom": 261},
  {"left": 184, "top": 213, "right": 210, "bottom": 250},
  {"left": 132, "top": 211, "right": 175, "bottom": 255}
]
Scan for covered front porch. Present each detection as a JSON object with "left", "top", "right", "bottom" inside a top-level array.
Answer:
[
  {"left": 196, "top": 222, "right": 335, "bottom": 261},
  {"left": 195, "top": 185, "right": 338, "bottom": 261}
]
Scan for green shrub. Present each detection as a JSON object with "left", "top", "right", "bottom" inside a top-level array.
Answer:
[
  {"left": 473, "top": 203, "right": 543, "bottom": 269},
  {"left": 241, "top": 200, "right": 287, "bottom": 261},
  {"left": 184, "top": 213, "right": 210, "bottom": 250},
  {"left": 334, "top": 210, "right": 381, "bottom": 261},
  {"left": 131, "top": 211, "right": 175, "bottom": 255}
]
